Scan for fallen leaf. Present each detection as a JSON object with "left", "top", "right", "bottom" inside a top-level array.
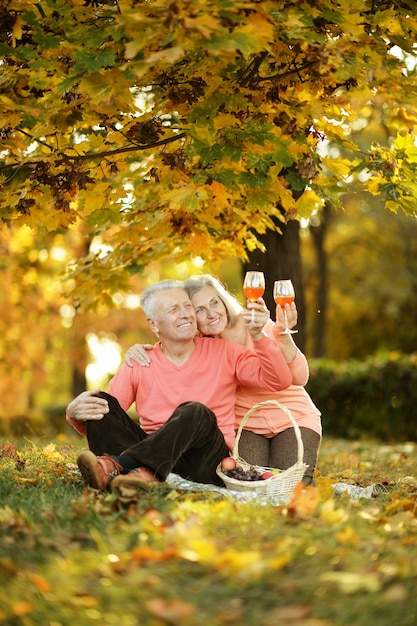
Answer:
[
  {"left": 12, "top": 601, "right": 33, "bottom": 616},
  {"left": 382, "top": 583, "right": 408, "bottom": 603},
  {"left": 27, "top": 572, "right": 52, "bottom": 593},
  {"left": 0, "top": 443, "right": 18, "bottom": 458},
  {"left": 146, "top": 597, "right": 196, "bottom": 621},
  {"left": 320, "top": 571, "right": 381, "bottom": 594},
  {"left": 288, "top": 483, "right": 320, "bottom": 516},
  {"left": 15, "top": 477, "right": 38, "bottom": 484},
  {"left": 384, "top": 498, "right": 415, "bottom": 515}
]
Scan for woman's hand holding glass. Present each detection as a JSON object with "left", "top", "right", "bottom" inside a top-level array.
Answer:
[
  {"left": 243, "top": 271, "right": 265, "bottom": 325},
  {"left": 274, "top": 301, "right": 298, "bottom": 334},
  {"left": 273, "top": 301, "right": 298, "bottom": 362},
  {"left": 273, "top": 279, "right": 298, "bottom": 335},
  {"left": 242, "top": 298, "right": 269, "bottom": 339}
]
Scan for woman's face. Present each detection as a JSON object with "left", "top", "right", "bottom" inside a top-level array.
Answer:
[{"left": 190, "top": 285, "right": 228, "bottom": 336}]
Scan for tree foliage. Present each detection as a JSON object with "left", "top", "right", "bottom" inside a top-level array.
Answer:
[{"left": 1, "top": 0, "right": 417, "bottom": 307}]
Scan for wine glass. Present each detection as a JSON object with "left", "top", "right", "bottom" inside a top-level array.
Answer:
[
  {"left": 243, "top": 271, "right": 265, "bottom": 324},
  {"left": 273, "top": 279, "right": 298, "bottom": 334}
]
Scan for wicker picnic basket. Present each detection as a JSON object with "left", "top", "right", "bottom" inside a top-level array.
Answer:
[{"left": 216, "top": 400, "right": 308, "bottom": 501}]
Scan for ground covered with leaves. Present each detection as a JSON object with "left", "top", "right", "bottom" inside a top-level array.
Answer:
[{"left": 0, "top": 437, "right": 416, "bottom": 626}]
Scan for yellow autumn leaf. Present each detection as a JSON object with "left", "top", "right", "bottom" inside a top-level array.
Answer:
[
  {"left": 365, "top": 178, "right": 383, "bottom": 196},
  {"left": 384, "top": 498, "right": 415, "bottom": 516},
  {"left": 320, "top": 571, "right": 381, "bottom": 594},
  {"left": 317, "top": 476, "right": 337, "bottom": 500},
  {"left": 383, "top": 511, "right": 417, "bottom": 531},
  {"left": 208, "top": 180, "right": 233, "bottom": 207},
  {"left": 180, "top": 537, "right": 218, "bottom": 563},
  {"left": 335, "top": 526, "right": 360, "bottom": 546},
  {"left": 339, "top": 12, "right": 367, "bottom": 39},
  {"left": 322, "top": 156, "right": 352, "bottom": 178},
  {"left": 319, "top": 499, "right": 349, "bottom": 524},
  {"left": 183, "top": 15, "right": 221, "bottom": 38},
  {"left": 393, "top": 132, "right": 417, "bottom": 160},
  {"left": 213, "top": 112, "right": 241, "bottom": 131},
  {"left": 12, "top": 15, "right": 23, "bottom": 47},
  {"left": 213, "top": 548, "right": 264, "bottom": 578},
  {"left": 295, "top": 189, "right": 324, "bottom": 218},
  {"left": 268, "top": 552, "right": 293, "bottom": 571},
  {"left": 235, "top": 13, "right": 275, "bottom": 46},
  {"left": 274, "top": 179, "right": 296, "bottom": 211},
  {"left": 43, "top": 443, "right": 65, "bottom": 463},
  {"left": 15, "top": 477, "right": 38, "bottom": 484}
]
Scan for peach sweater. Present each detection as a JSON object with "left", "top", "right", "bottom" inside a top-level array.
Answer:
[{"left": 234, "top": 320, "right": 322, "bottom": 437}]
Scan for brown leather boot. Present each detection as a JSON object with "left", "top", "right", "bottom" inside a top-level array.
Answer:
[
  {"left": 111, "top": 466, "right": 160, "bottom": 493},
  {"left": 77, "top": 450, "right": 123, "bottom": 490}
]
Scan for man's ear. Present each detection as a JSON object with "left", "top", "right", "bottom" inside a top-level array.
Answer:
[{"left": 148, "top": 318, "right": 159, "bottom": 334}]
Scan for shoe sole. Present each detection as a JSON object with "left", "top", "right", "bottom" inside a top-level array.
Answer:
[
  {"left": 77, "top": 450, "right": 102, "bottom": 489},
  {"left": 111, "top": 474, "right": 158, "bottom": 494}
]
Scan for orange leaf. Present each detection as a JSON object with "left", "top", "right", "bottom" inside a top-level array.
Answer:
[
  {"left": 131, "top": 545, "right": 177, "bottom": 563},
  {"left": 288, "top": 483, "right": 320, "bottom": 516},
  {"left": 146, "top": 597, "right": 196, "bottom": 621},
  {"left": 12, "top": 601, "right": 33, "bottom": 617},
  {"left": 27, "top": 572, "right": 52, "bottom": 593}
]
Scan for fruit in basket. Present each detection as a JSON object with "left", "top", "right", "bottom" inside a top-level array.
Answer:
[
  {"left": 261, "top": 471, "right": 274, "bottom": 480},
  {"left": 221, "top": 456, "right": 237, "bottom": 471},
  {"left": 223, "top": 464, "right": 263, "bottom": 481}
]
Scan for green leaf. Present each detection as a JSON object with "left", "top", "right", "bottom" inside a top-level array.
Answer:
[{"left": 73, "top": 48, "right": 117, "bottom": 74}]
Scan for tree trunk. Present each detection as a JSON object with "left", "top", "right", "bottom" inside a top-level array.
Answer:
[
  {"left": 70, "top": 230, "right": 91, "bottom": 397},
  {"left": 309, "top": 202, "right": 331, "bottom": 358},
  {"left": 242, "top": 218, "right": 306, "bottom": 351},
  {"left": 71, "top": 316, "right": 89, "bottom": 397}
]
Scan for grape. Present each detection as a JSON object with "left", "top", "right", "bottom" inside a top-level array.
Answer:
[{"left": 223, "top": 464, "right": 263, "bottom": 481}]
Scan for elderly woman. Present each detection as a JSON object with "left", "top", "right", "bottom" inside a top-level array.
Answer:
[{"left": 126, "top": 275, "right": 321, "bottom": 485}]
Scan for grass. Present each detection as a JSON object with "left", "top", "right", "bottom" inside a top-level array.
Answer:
[{"left": 0, "top": 436, "right": 416, "bottom": 626}]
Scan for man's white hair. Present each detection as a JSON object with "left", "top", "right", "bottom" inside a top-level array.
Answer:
[{"left": 140, "top": 279, "right": 185, "bottom": 318}]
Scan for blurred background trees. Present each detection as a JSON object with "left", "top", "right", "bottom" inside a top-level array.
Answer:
[{"left": 2, "top": 198, "right": 416, "bottom": 432}]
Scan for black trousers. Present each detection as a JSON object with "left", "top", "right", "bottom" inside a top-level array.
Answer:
[{"left": 85, "top": 392, "right": 229, "bottom": 486}]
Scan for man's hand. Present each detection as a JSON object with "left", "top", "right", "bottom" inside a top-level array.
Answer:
[{"left": 67, "top": 389, "right": 109, "bottom": 422}]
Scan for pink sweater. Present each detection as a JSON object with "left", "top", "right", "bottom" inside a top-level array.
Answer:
[
  {"left": 67, "top": 335, "right": 292, "bottom": 451},
  {"left": 234, "top": 321, "right": 322, "bottom": 437}
]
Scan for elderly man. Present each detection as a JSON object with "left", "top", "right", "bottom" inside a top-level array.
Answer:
[{"left": 67, "top": 279, "right": 292, "bottom": 491}]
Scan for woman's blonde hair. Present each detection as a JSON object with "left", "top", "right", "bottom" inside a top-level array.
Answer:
[{"left": 184, "top": 274, "right": 242, "bottom": 328}]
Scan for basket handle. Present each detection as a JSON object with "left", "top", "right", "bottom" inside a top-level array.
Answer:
[{"left": 233, "top": 399, "right": 304, "bottom": 465}]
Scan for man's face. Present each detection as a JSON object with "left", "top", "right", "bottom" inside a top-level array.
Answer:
[{"left": 149, "top": 289, "right": 197, "bottom": 340}]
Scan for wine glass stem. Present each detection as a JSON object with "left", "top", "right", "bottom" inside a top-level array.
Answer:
[
  {"left": 284, "top": 310, "right": 289, "bottom": 333},
  {"left": 251, "top": 308, "right": 255, "bottom": 324}
]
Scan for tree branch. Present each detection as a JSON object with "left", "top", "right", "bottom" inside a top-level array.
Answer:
[
  {"left": 256, "top": 59, "right": 317, "bottom": 85},
  {"left": 237, "top": 52, "right": 317, "bottom": 89},
  {"left": 0, "top": 132, "right": 187, "bottom": 172}
]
